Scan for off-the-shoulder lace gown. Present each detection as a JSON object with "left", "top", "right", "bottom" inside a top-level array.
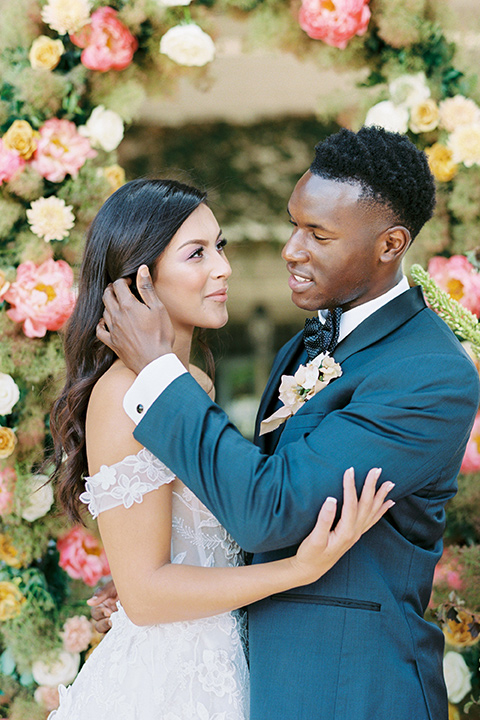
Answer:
[{"left": 49, "top": 448, "right": 249, "bottom": 720}]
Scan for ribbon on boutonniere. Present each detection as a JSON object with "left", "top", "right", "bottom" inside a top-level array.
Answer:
[{"left": 259, "top": 352, "right": 342, "bottom": 436}]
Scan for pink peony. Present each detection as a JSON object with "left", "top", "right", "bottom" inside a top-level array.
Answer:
[
  {"left": 57, "top": 526, "right": 110, "bottom": 587},
  {"left": 428, "top": 255, "right": 480, "bottom": 317},
  {"left": 71, "top": 7, "right": 138, "bottom": 72},
  {"left": 0, "top": 139, "right": 25, "bottom": 185},
  {"left": 4, "top": 259, "right": 75, "bottom": 338},
  {"left": 299, "top": 0, "right": 371, "bottom": 49},
  {"left": 0, "top": 467, "right": 16, "bottom": 515},
  {"left": 433, "top": 549, "right": 464, "bottom": 591},
  {"left": 461, "top": 412, "right": 480, "bottom": 473},
  {"left": 62, "top": 615, "right": 93, "bottom": 653},
  {"left": 31, "top": 118, "right": 96, "bottom": 183}
]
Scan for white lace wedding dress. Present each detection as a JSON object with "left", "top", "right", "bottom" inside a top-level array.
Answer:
[{"left": 49, "top": 448, "right": 249, "bottom": 720}]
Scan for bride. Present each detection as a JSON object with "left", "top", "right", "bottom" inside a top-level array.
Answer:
[{"left": 48, "top": 178, "right": 393, "bottom": 719}]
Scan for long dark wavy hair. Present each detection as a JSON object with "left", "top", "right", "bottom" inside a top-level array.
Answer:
[{"left": 50, "top": 178, "right": 208, "bottom": 523}]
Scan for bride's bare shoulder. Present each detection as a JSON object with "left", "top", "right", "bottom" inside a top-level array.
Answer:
[{"left": 86, "top": 362, "right": 143, "bottom": 475}]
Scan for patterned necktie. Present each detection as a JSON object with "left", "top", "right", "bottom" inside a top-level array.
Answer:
[{"left": 303, "top": 307, "right": 342, "bottom": 361}]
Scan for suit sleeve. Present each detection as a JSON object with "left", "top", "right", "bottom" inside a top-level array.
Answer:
[{"left": 133, "top": 352, "right": 479, "bottom": 553}]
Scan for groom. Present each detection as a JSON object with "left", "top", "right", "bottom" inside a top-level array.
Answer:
[{"left": 96, "top": 127, "right": 479, "bottom": 719}]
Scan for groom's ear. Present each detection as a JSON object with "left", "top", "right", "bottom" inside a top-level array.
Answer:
[{"left": 378, "top": 226, "right": 412, "bottom": 264}]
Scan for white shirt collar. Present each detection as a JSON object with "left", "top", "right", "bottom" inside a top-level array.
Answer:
[{"left": 318, "top": 275, "right": 410, "bottom": 343}]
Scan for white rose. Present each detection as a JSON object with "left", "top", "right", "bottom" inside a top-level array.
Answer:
[
  {"left": 21, "top": 474, "right": 54, "bottom": 522},
  {"left": 79, "top": 106, "right": 124, "bottom": 153},
  {"left": 443, "top": 651, "right": 472, "bottom": 704},
  {"left": 365, "top": 101, "right": 409, "bottom": 134},
  {"left": 0, "top": 373, "right": 20, "bottom": 416},
  {"left": 389, "top": 72, "right": 431, "bottom": 109},
  {"left": 155, "top": 0, "right": 191, "bottom": 6},
  {"left": 160, "top": 24, "right": 215, "bottom": 67},
  {"left": 32, "top": 651, "right": 80, "bottom": 687}
]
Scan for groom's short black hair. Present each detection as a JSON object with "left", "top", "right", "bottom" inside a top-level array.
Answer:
[{"left": 309, "top": 126, "right": 436, "bottom": 239}]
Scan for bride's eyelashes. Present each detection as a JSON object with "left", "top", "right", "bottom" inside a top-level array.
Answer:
[{"left": 188, "top": 237, "right": 228, "bottom": 260}]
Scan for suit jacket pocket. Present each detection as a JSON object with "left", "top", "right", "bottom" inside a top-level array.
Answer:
[{"left": 272, "top": 592, "right": 381, "bottom": 612}]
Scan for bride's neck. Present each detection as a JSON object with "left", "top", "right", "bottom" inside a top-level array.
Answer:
[{"left": 172, "top": 326, "right": 193, "bottom": 369}]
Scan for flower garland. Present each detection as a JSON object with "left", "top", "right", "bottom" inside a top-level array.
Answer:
[{"left": 1, "top": 0, "right": 480, "bottom": 717}]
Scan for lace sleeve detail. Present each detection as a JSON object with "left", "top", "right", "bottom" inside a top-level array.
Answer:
[{"left": 80, "top": 448, "right": 176, "bottom": 519}]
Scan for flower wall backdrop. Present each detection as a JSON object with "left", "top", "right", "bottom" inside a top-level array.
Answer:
[{"left": 1, "top": 0, "right": 480, "bottom": 717}]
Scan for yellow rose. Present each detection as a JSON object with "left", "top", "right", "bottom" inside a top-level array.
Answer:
[
  {"left": 426, "top": 143, "right": 458, "bottom": 182},
  {"left": 0, "top": 581, "right": 25, "bottom": 621},
  {"left": 103, "top": 165, "right": 126, "bottom": 195},
  {"left": 29, "top": 35, "right": 65, "bottom": 71},
  {"left": 443, "top": 610, "right": 480, "bottom": 648},
  {"left": 0, "top": 427, "right": 17, "bottom": 459},
  {"left": 0, "top": 270, "right": 10, "bottom": 300},
  {"left": 0, "top": 534, "right": 23, "bottom": 569},
  {"left": 449, "top": 702, "right": 460, "bottom": 720},
  {"left": 3, "top": 120, "right": 39, "bottom": 161},
  {"left": 410, "top": 99, "right": 440, "bottom": 133}
]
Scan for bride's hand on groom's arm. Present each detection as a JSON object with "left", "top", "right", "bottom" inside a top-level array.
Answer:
[
  {"left": 290, "top": 468, "right": 395, "bottom": 586},
  {"left": 87, "top": 580, "right": 119, "bottom": 634},
  {"left": 96, "top": 266, "right": 175, "bottom": 375}
]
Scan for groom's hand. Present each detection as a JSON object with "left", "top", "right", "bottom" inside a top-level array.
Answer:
[{"left": 96, "top": 265, "right": 175, "bottom": 375}]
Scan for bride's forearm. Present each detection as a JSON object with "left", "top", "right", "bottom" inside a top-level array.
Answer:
[{"left": 119, "top": 558, "right": 307, "bottom": 626}]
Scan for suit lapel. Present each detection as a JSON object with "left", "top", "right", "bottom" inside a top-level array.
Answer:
[{"left": 254, "top": 286, "right": 427, "bottom": 452}]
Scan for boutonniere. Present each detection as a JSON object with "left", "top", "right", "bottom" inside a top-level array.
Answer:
[{"left": 259, "top": 353, "right": 342, "bottom": 436}]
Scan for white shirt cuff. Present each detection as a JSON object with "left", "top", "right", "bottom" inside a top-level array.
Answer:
[{"left": 123, "top": 354, "right": 188, "bottom": 424}]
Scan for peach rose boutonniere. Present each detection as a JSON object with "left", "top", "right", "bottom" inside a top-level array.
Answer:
[{"left": 260, "top": 353, "right": 342, "bottom": 435}]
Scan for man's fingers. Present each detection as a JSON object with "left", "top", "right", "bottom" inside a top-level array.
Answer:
[
  {"left": 87, "top": 579, "right": 117, "bottom": 605},
  {"left": 133, "top": 265, "right": 158, "bottom": 308},
  {"left": 96, "top": 318, "right": 113, "bottom": 349},
  {"left": 95, "top": 618, "right": 113, "bottom": 634}
]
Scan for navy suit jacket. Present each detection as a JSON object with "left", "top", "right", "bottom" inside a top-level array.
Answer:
[{"left": 134, "top": 286, "right": 480, "bottom": 720}]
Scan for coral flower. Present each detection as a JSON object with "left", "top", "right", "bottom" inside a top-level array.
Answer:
[
  {"left": 57, "top": 526, "right": 110, "bottom": 587},
  {"left": 32, "top": 118, "right": 96, "bottom": 184},
  {"left": 299, "top": 0, "right": 371, "bottom": 49},
  {"left": 71, "top": 7, "right": 138, "bottom": 72},
  {"left": 0, "top": 139, "right": 25, "bottom": 185},
  {"left": 4, "top": 259, "right": 75, "bottom": 338},
  {"left": 461, "top": 412, "right": 480, "bottom": 473},
  {"left": 427, "top": 255, "right": 480, "bottom": 317}
]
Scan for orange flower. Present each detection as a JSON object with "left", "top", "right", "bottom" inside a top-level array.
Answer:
[
  {"left": 0, "top": 427, "right": 17, "bottom": 459},
  {"left": 426, "top": 143, "right": 458, "bottom": 182},
  {"left": 443, "top": 610, "right": 480, "bottom": 647}
]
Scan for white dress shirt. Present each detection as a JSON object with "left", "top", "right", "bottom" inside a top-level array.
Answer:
[{"left": 124, "top": 276, "right": 410, "bottom": 424}]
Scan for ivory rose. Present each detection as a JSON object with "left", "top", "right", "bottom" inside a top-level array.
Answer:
[
  {"left": 71, "top": 7, "right": 138, "bottom": 72},
  {"left": 32, "top": 651, "right": 80, "bottom": 687},
  {"left": 29, "top": 36, "right": 64, "bottom": 70},
  {"left": 160, "top": 24, "right": 215, "bottom": 66},
  {"left": 426, "top": 144, "right": 458, "bottom": 182},
  {"left": 41, "top": 0, "right": 91, "bottom": 35},
  {"left": 443, "top": 651, "right": 472, "bottom": 704},
  {"left": 3, "top": 120, "right": 38, "bottom": 160},
  {"left": 365, "top": 101, "right": 409, "bottom": 134},
  {"left": 0, "top": 139, "right": 25, "bottom": 185},
  {"left": 448, "top": 123, "right": 480, "bottom": 167},
  {"left": 4, "top": 259, "right": 76, "bottom": 338},
  {"left": 0, "top": 373, "right": 20, "bottom": 416},
  {"left": 461, "top": 413, "right": 480, "bottom": 473},
  {"left": 427, "top": 255, "right": 480, "bottom": 316},
  {"left": 409, "top": 99, "right": 439, "bottom": 133},
  {"left": 389, "top": 72, "right": 430, "bottom": 109},
  {"left": 57, "top": 526, "right": 110, "bottom": 586},
  {"left": 21, "top": 474, "right": 54, "bottom": 522},
  {"left": 0, "top": 427, "right": 17, "bottom": 459},
  {"left": 0, "top": 467, "right": 16, "bottom": 515},
  {"left": 102, "top": 164, "right": 125, "bottom": 193},
  {"left": 79, "top": 106, "right": 124, "bottom": 152},
  {"left": 439, "top": 95, "right": 480, "bottom": 132},
  {"left": 32, "top": 118, "right": 96, "bottom": 183},
  {"left": 298, "top": 0, "right": 371, "bottom": 49}
]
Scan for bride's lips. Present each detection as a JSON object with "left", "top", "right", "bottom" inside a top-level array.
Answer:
[
  {"left": 288, "top": 273, "right": 314, "bottom": 292},
  {"left": 205, "top": 288, "right": 228, "bottom": 302}
]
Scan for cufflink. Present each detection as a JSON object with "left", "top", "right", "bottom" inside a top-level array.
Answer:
[{"left": 136, "top": 404, "right": 144, "bottom": 415}]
